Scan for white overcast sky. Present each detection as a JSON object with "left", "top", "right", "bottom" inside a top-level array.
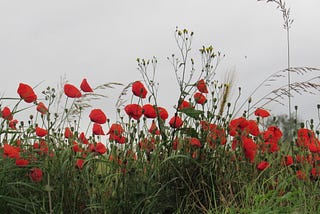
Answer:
[{"left": 0, "top": 0, "right": 319, "bottom": 122}]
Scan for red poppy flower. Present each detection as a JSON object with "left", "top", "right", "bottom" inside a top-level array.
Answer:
[
  {"left": 72, "top": 141, "right": 81, "bottom": 153},
  {"left": 17, "top": 83, "right": 37, "bottom": 103},
  {"left": 64, "top": 84, "right": 82, "bottom": 98},
  {"left": 3, "top": 143, "right": 20, "bottom": 159},
  {"left": 169, "top": 116, "right": 183, "bottom": 129},
  {"left": 132, "top": 81, "right": 147, "bottom": 98},
  {"left": 15, "top": 158, "right": 29, "bottom": 167},
  {"left": 107, "top": 123, "right": 124, "bottom": 136},
  {"left": 149, "top": 120, "right": 160, "bottom": 135},
  {"left": 124, "top": 104, "right": 143, "bottom": 120},
  {"left": 36, "top": 102, "right": 48, "bottom": 114},
  {"left": 247, "top": 120, "right": 260, "bottom": 136},
  {"left": 254, "top": 108, "right": 270, "bottom": 118},
  {"left": 76, "top": 159, "right": 84, "bottom": 169},
  {"left": 9, "top": 119, "right": 18, "bottom": 129},
  {"left": 89, "top": 109, "right": 107, "bottom": 124},
  {"left": 257, "top": 161, "right": 270, "bottom": 171},
  {"left": 92, "top": 123, "right": 105, "bottom": 135},
  {"left": 190, "top": 137, "right": 201, "bottom": 148},
  {"left": 242, "top": 137, "right": 257, "bottom": 163},
  {"left": 80, "top": 78, "right": 93, "bottom": 92},
  {"left": 178, "top": 100, "right": 192, "bottom": 110},
  {"left": 229, "top": 117, "right": 249, "bottom": 136},
  {"left": 194, "top": 92, "right": 207, "bottom": 105},
  {"left": 197, "top": 79, "right": 208, "bottom": 93},
  {"left": 30, "top": 168, "right": 43, "bottom": 182},
  {"left": 142, "top": 104, "right": 157, "bottom": 118},
  {"left": 33, "top": 140, "right": 49, "bottom": 155},
  {"left": 283, "top": 155, "right": 293, "bottom": 166},
  {"left": 1, "top": 107, "right": 13, "bottom": 120},
  {"left": 64, "top": 127, "right": 73, "bottom": 139},
  {"left": 139, "top": 137, "right": 156, "bottom": 152},
  {"left": 95, "top": 142, "right": 107, "bottom": 154},
  {"left": 35, "top": 127, "right": 48, "bottom": 137},
  {"left": 296, "top": 170, "right": 306, "bottom": 180},
  {"left": 157, "top": 107, "right": 168, "bottom": 120},
  {"left": 79, "top": 132, "right": 89, "bottom": 144}
]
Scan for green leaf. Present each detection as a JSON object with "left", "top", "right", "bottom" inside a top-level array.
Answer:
[{"left": 179, "top": 108, "right": 204, "bottom": 120}]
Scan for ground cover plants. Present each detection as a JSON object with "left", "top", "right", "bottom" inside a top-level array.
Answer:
[{"left": 1, "top": 2, "right": 320, "bottom": 214}]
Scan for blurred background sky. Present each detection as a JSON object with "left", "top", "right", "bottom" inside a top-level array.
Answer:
[{"left": 0, "top": 0, "right": 319, "bottom": 122}]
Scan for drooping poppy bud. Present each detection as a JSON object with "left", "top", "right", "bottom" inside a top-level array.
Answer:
[
  {"left": 17, "top": 83, "right": 37, "bottom": 103},
  {"left": 64, "top": 84, "right": 82, "bottom": 98}
]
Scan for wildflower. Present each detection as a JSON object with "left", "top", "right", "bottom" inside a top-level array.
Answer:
[
  {"left": 64, "top": 84, "right": 82, "bottom": 98},
  {"left": 169, "top": 116, "right": 183, "bottom": 129},
  {"left": 15, "top": 158, "right": 29, "bottom": 167},
  {"left": 229, "top": 117, "right": 249, "bottom": 136},
  {"left": 283, "top": 155, "right": 294, "bottom": 166},
  {"left": 149, "top": 120, "right": 160, "bottom": 135},
  {"left": 107, "top": 123, "right": 124, "bottom": 136},
  {"left": 194, "top": 92, "right": 207, "bottom": 105},
  {"left": 157, "top": 106, "right": 168, "bottom": 120},
  {"left": 296, "top": 170, "right": 306, "bottom": 180},
  {"left": 142, "top": 104, "right": 157, "bottom": 118},
  {"left": 35, "top": 127, "right": 48, "bottom": 137},
  {"left": 9, "top": 119, "right": 18, "bottom": 129},
  {"left": 17, "top": 83, "right": 37, "bottom": 103},
  {"left": 107, "top": 123, "right": 126, "bottom": 144},
  {"left": 64, "top": 127, "right": 73, "bottom": 139},
  {"left": 30, "top": 168, "right": 43, "bottom": 182},
  {"left": 257, "top": 161, "right": 270, "bottom": 171},
  {"left": 33, "top": 140, "right": 49, "bottom": 155},
  {"left": 124, "top": 104, "right": 143, "bottom": 120},
  {"left": 190, "top": 137, "right": 201, "bottom": 148},
  {"left": 242, "top": 136, "right": 257, "bottom": 163},
  {"left": 1, "top": 107, "right": 13, "bottom": 120},
  {"left": 76, "top": 159, "right": 84, "bottom": 169},
  {"left": 132, "top": 81, "right": 147, "bottom": 98},
  {"left": 80, "top": 78, "right": 93, "bottom": 92},
  {"left": 178, "top": 100, "right": 192, "bottom": 110},
  {"left": 79, "top": 132, "right": 89, "bottom": 144},
  {"left": 3, "top": 143, "right": 20, "bottom": 159},
  {"left": 95, "top": 142, "right": 107, "bottom": 155},
  {"left": 92, "top": 123, "right": 105, "bottom": 135},
  {"left": 254, "top": 108, "right": 270, "bottom": 118},
  {"left": 197, "top": 79, "right": 208, "bottom": 93},
  {"left": 36, "top": 102, "right": 48, "bottom": 114},
  {"left": 72, "top": 141, "right": 81, "bottom": 153},
  {"left": 247, "top": 120, "right": 260, "bottom": 136},
  {"left": 139, "top": 137, "right": 156, "bottom": 152},
  {"left": 89, "top": 109, "right": 107, "bottom": 124}
]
